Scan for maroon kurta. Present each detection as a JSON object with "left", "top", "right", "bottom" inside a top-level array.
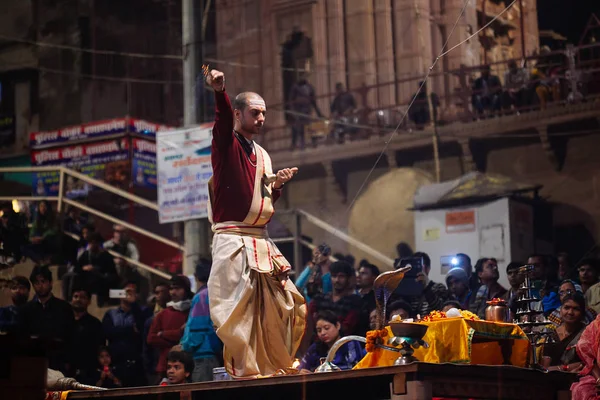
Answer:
[{"left": 211, "top": 91, "right": 281, "bottom": 223}]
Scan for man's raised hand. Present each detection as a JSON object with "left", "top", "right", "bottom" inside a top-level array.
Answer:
[{"left": 206, "top": 69, "right": 225, "bottom": 92}]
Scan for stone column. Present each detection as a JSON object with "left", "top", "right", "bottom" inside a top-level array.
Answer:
[
  {"left": 325, "top": 0, "right": 347, "bottom": 94},
  {"left": 392, "top": 0, "right": 433, "bottom": 107},
  {"left": 312, "top": 1, "right": 330, "bottom": 115},
  {"left": 345, "top": 0, "right": 377, "bottom": 108},
  {"left": 524, "top": 0, "right": 539, "bottom": 57},
  {"left": 260, "top": 0, "right": 281, "bottom": 127},
  {"left": 436, "top": 0, "right": 480, "bottom": 118},
  {"left": 373, "top": 1, "right": 396, "bottom": 109},
  {"left": 442, "top": 0, "right": 480, "bottom": 70}
]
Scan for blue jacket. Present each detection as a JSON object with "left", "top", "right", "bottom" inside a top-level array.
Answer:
[{"left": 180, "top": 286, "right": 222, "bottom": 360}]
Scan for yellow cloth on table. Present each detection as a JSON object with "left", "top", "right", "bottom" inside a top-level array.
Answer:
[
  {"left": 354, "top": 318, "right": 529, "bottom": 369},
  {"left": 45, "top": 391, "right": 71, "bottom": 400}
]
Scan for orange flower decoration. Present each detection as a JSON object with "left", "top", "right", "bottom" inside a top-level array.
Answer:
[
  {"left": 486, "top": 298, "right": 507, "bottom": 306},
  {"left": 365, "top": 328, "right": 388, "bottom": 352},
  {"left": 459, "top": 309, "right": 481, "bottom": 321},
  {"left": 421, "top": 310, "right": 447, "bottom": 322}
]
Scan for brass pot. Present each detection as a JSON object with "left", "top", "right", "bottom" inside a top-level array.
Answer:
[{"left": 485, "top": 303, "right": 510, "bottom": 322}]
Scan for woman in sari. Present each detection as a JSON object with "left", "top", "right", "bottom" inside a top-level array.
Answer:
[
  {"left": 548, "top": 280, "right": 597, "bottom": 327},
  {"left": 298, "top": 310, "right": 365, "bottom": 372},
  {"left": 572, "top": 314, "right": 600, "bottom": 400},
  {"left": 542, "top": 292, "right": 586, "bottom": 370}
]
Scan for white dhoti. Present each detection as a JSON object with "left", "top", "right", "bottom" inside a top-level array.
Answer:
[{"left": 207, "top": 143, "right": 306, "bottom": 378}]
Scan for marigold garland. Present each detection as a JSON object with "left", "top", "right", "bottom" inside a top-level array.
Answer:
[
  {"left": 365, "top": 328, "right": 388, "bottom": 352},
  {"left": 419, "top": 309, "right": 481, "bottom": 322},
  {"left": 459, "top": 309, "right": 480, "bottom": 321}
]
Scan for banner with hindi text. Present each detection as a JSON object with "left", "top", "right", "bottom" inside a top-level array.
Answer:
[
  {"left": 31, "top": 139, "right": 130, "bottom": 196},
  {"left": 156, "top": 125, "right": 213, "bottom": 224}
]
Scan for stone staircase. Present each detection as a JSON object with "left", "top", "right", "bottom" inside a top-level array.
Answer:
[{"left": 0, "top": 260, "right": 112, "bottom": 320}]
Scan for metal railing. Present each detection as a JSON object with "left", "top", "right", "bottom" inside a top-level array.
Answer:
[
  {"left": 261, "top": 42, "right": 600, "bottom": 153},
  {"left": 0, "top": 166, "right": 395, "bottom": 276},
  {"left": 0, "top": 166, "right": 182, "bottom": 280}
]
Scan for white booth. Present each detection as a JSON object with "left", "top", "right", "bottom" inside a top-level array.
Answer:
[{"left": 412, "top": 172, "right": 549, "bottom": 288}]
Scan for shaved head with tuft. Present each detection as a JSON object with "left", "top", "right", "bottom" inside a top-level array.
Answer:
[{"left": 233, "top": 92, "right": 265, "bottom": 111}]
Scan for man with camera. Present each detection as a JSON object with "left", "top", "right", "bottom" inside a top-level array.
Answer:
[{"left": 390, "top": 252, "right": 450, "bottom": 317}]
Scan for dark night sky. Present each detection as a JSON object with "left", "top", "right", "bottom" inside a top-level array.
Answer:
[{"left": 537, "top": 1, "right": 600, "bottom": 44}]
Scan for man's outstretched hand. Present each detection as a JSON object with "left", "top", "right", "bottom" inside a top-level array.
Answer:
[
  {"left": 206, "top": 69, "right": 225, "bottom": 92},
  {"left": 274, "top": 167, "right": 298, "bottom": 189}
]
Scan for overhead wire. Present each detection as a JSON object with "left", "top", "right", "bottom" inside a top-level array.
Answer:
[
  {"left": 344, "top": 0, "right": 477, "bottom": 215},
  {"left": 0, "top": 33, "right": 183, "bottom": 60}
]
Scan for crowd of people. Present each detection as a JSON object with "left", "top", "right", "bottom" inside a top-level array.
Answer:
[
  {"left": 0, "top": 262, "right": 220, "bottom": 387},
  {"left": 4, "top": 200, "right": 600, "bottom": 393},
  {"left": 283, "top": 45, "right": 593, "bottom": 150}
]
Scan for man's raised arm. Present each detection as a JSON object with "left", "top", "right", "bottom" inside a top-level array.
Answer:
[{"left": 207, "top": 69, "right": 233, "bottom": 149}]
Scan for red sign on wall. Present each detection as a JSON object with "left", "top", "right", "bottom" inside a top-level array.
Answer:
[{"left": 445, "top": 210, "right": 476, "bottom": 233}]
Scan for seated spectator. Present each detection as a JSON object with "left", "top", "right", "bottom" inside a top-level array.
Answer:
[
  {"left": 62, "top": 224, "right": 98, "bottom": 301},
  {"left": 75, "top": 232, "right": 118, "bottom": 307},
  {"left": 0, "top": 203, "right": 27, "bottom": 265},
  {"left": 288, "top": 74, "right": 323, "bottom": 150},
  {"left": 578, "top": 259, "right": 600, "bottom": 294},
  {"left": 104, "top": 225, "right": 149, "bottom": 300},
  {"left": 0, "top": 276, "right": 30, "bottom": 333},
  {"left": 181, "top": 262, "right": 222, "bottom": 382},
  {"left": 296, "top": 244, "right": 332, "bottom": 302},
  {"left": 570, "top": 314, "right": 600, "bottom": 400},
  {"left": 454, "top": 253, "right": 479, "bottom": 293},
  {"left": 148, "top": 275, "right": 193, "bottom": 379},
  {"left": 77, "top": 225, "right": 95, "bottom": 259},
  {"left": 160, "top": 351, "right": 195, "bottom": 385},
  {"left": 102, "top": 283, "right": 148, "bottom": 387},
  {"left": 143, "top": 282, "right": 171, "bottom": 385},
  {"left": 368, "top": 308, "right": 378, "bottom": 331},
  {"left": 89, "top": 346, "right": 123, "bottom": 389},
  {"left": 329, "top": 82, "right": 357, "bottom": 142},
  {"left": 298, "top": 310, "right": 365, "bottom": 372},
  {"left": 542, "top": 292, "right": 586, "bottom": 370},
  {"left": 386, "top": 300, "right": 413, "bottom": 323},
  {"left": 390, "top": 252, "right": 450, "bottom": 317},
  {"left": 441, "top": 300, "right": 462, "bottom": 312},
  {"left": 356, "top": 262, "right": 379, "bottom": 335},
  {"left": 531, "top": 47, "right": 562, "bottom": 110},
  {"left": 521, "top": 254, "right": 560, "bottom": 315},
  {"left": 557, "top": 252, "right": 575, "bottom": 281},
  {"left": 308, "top": 261, "right": 363, "bottom": 335},
  {"left": 62, "top": 207, "right": 91, "bottom": 266},
  {"left": 25, "top": 201, "right": 59, "bottom": 264},
  {"left": 503, "top": 262, "right": 524, "bottom": 303},
  {"left": 548, "top": 280, "right": 596, "bottom": 328},
  {"left": 63, "top": 207, "right": 88, "bottom": 236},
  {"left": 19, "top": 265, "right": 74, "bottom": 373},
  {"left": 469, "top": 258, "right": 507, "bottom": 319},
  {"left": 472, "top": 65, "right": 502, "bottom": 118},
  {"left": 68, "top": 288, "right": 105, "bottom": 381},
  {"left": 409, "top": 82, "right": 439, "bottom": 129},
  {"left": 502, "top": 60, "right": 530, "bottom": 113},
  {"left": 446, "top": 267, "right": 473, "bottom": 310}
]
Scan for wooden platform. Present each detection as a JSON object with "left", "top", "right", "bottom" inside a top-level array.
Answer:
[{"left": 67, "top": 363, "right": 576, "bottom": 400}]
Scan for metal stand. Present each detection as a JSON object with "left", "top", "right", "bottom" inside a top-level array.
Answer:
[
  {"left": 514, "top": 265, "right": 555, "bottom": 370},
  {"left": 387, "top": 336, "right": 429, "bottom": 365}
]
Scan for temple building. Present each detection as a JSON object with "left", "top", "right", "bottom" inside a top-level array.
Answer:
[{"left": 214, "top": 0, "right": 539, "bottom": 126}]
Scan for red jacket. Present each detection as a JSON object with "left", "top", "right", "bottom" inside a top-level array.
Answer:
[{"left": 147, "top": 307, "right": 190, "bottom": 373}]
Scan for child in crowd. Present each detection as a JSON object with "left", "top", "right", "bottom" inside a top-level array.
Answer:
[
  {"left": 159, "top": 351, "right": 195, "bottom": 386},
  {"left": 90, "top": 347, "right": 122, "bottom": 388}
]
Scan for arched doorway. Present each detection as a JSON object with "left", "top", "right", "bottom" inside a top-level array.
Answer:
[{"left": 281, "top": 28, "right": 314, "bottom": 122}]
